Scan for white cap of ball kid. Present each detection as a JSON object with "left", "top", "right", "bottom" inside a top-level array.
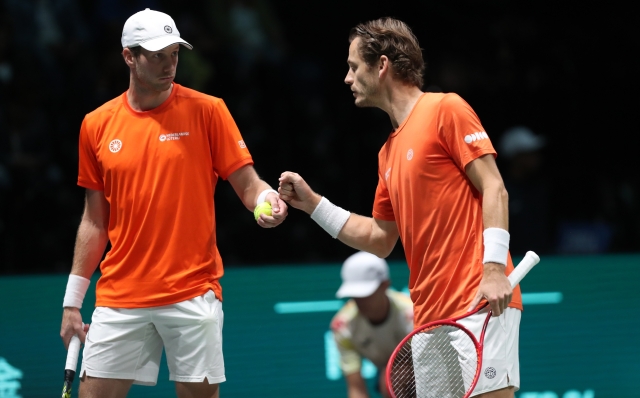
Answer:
[
  {"left": 121, "top": 8, "right": 193, "bottom": 51},
  {"left": 336, "top": 251, "right": 389, "bottom": 298}
]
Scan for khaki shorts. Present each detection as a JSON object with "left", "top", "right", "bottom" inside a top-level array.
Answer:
[
  {"left": 80, "top": 290, "right": 225, "bottom": 386},
  {"left": 412, "top": 307, "right": 521, "bottom": 397}
]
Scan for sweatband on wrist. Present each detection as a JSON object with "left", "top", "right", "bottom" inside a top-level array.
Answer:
[
  {"left": 482, "top": 228, "right": 510, "bottom": 265},
  {"left": 257, "top": 189, "right": 278, "bottom": 206},
  {"left": 310, "top": 197, "right": 351, "bottom": 239},
  {"left": 63, "top": 275, "right": 90, "bottom": 309}
]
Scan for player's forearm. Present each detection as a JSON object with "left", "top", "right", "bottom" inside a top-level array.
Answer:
[
  {"left": 338, "top": 214, "right": 397, "bottom": 258},
  {"left": 481, "top": 184, "right": 508, "bottom": 230},
  {"left": 481, "top": 184, "right": 510, "bottom": 268},
  {"left": 70, "top": 218, "right": 109, "bottom": 279}
]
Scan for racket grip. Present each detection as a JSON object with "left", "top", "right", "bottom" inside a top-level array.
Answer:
[
  {"left": 65, "top": 335, "right": 81, "bottom": 372},
  {"left": 508, "top": 251, "right": 540, "bottom": 288}
]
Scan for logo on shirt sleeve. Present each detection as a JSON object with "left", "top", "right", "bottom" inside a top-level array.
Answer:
[
  {"left": 464, "top": 132, "right": 489, "bottom": 144},
  {"left": 406, "top": 149, "right": 414, "bottom": 160},
  {"left": 238, "top": 140, "right": 246, "bottom": 149}
]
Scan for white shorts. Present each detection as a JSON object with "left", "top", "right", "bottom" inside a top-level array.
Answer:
[
  {"left": 80, "top": 290, "right": 225, "bottom": 386},
  {"left": 412, "top": 307, "right": 521, "bottom": 397}
]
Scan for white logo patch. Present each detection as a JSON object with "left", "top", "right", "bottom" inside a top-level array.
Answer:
[
  {"left": 109, "top": 139, "right": 122, "bottom": 153},
  {"left": 238, "top": 140, "right": 246, "bottom": 149},
  {"left": 385, "top": 167, "right": 392, "bottom": 180},
  {"left": 159, "top": 132, "right": 189, "bottom": 142},
  {"left": 464, "top": 132, "right": 489, "bottom": 144},
  {"left": 407, "top": 149, "right": 414, "bottom": 161}
]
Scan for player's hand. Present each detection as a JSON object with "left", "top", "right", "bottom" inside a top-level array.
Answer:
[
  {"left": 60, "top": 307, "right": 89, "bottom": 348},
  {"left": 278, "top": 171, "right": 322, "bottom": 214},
  {"left": 256, "top": 192, "right": 288, "bottom": 228},
  {"left": 468, "top": 262, "right": 512, "bottom": 317}
]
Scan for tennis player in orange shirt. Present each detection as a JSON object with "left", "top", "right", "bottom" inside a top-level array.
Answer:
[
  {"left": 280, "top": 18, "right": 521, "bottom": 398},
  {"left": 58, "top": 8, "right": 287, "bottom": 398}
]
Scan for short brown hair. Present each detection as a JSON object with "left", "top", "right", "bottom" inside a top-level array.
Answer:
[
  {"left": 349, "top": 18, "right": 425, "bottom": 88},
  {"left": 128, "top": 46, "right": 142, "bottom": 58}
]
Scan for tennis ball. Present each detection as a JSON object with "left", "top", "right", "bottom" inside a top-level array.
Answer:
[{"left": 254, "top": 202, "right": 272, "bottom": 220}]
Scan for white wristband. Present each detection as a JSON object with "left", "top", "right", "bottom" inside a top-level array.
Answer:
[
  {"left": 257, "top": 189, "right": 278, "bottom": 206},
  {"left": 310, "top": 197, "right": 351, "bottom": 239},
  {"left": 63, "top": 275, "right": 91, "bottom": 309},
  {"left": 482, "top": 228, "right": 510, "bottom": 265}
]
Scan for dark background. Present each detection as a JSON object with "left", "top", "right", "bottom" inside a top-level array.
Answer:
[{"left": 0, "top": 0, "right": 638, "bottom": 274}]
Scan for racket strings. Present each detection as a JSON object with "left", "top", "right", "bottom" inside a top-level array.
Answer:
[{"left": 390, "top": 325, "right": 479, "bottom": 398}]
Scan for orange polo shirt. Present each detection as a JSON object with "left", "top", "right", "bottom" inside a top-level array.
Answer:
[
  {"left": 78, "top": 83, "right": 253, "bottom": 308},
  {"left": 373, "top": 93, "right": 522, "bottom": 327}
]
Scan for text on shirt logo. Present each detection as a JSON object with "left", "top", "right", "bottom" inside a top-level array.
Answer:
[
  {"left": 109, "top": 139, "right": 122, "bottom": 153},
  {"left": 464, "top": 132, "right": 489, "bottom": 144},
  {"left": 159, "top": 132, "right": 189, "bottom": 142}
]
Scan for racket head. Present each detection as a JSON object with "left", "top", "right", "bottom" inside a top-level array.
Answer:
[{"left": 386, "top": 320, "right": 482, "bottom": 398}]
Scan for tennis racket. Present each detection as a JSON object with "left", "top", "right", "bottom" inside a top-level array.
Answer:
[
  {"left": 386, "top": 251, "right": 540, "bottom": 398},
  {"left": 61, "top": 335, "right": 81, "bottom": 398}
]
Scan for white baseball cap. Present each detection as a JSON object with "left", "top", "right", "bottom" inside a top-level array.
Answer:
[
  {"left": 499, "top": 126, "right": 546, "bottom": 159},
  {"left": 121, "top": 8, "right": 193, "bottom": 51},
  {"left": 336, "top": 251, "right": 389, "bottom": 298}
]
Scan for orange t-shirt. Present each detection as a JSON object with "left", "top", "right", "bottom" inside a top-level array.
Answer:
[
  {"left": 78, "top": 83, "right": 253, "bottom": 308},
  {"left": 372, "top": 92, "right": 522, "bottom": 327}
]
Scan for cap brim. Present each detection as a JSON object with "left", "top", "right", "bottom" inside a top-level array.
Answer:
[
  {"left": 335, "top": 281, "right": 380, "bottom": 298},
  {"left": 139, "top": 36, "right": 193, "bottom": 51}
]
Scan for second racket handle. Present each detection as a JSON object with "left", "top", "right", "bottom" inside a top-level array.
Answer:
[
  {"left": 65, "top": 335, "right": 81, "bottom": 371},
  {"left": 508, "top": 251, "right": 540, "bottom": 288}
]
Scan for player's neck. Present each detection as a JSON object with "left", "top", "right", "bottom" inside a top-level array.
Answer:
[
  {"left": 383, "top": 85, "right": 424, "bottom": 129},
  {"left": 127, "top": 81, "right": 173, "bottom": 112}
]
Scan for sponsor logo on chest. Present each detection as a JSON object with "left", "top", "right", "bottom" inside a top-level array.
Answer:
[{"left": 159, "top": 132, "right": 190, "bottom": 142}]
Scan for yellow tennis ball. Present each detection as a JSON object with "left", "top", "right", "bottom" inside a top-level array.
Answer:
[{"left": 254, "top": 202, "right": 272, "bottom": 220}]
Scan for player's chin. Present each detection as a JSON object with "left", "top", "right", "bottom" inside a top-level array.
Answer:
[{"left": 354, "top": 97, "right": 370, "bottom": 108}]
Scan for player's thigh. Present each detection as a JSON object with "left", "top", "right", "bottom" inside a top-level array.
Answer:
[
  {"left": 82, "top": 307, "right": 164, "bottom": 385},
  {"left": 175, "top": 379, "right": 219, "bottom": 398},
  {"left": 154, "top": 290, "right": 225, "bottom": 384},
  {"left": 474, "top": 386, "right": 514, "bottom": 398},
  {"left": 79, "top": 375, "right": 134, "bottom": 398}
]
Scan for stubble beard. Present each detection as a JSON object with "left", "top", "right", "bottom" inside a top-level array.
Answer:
[
  {"left": 354, "top": 81, "right": 380, "bottom": 108},
  {"left": 134, "top": 67, "right": 172, "bottom": 94}
]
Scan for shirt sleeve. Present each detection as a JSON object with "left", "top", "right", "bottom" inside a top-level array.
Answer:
[
  {"left": 77, "top": 117, "right": 104, "bottom": 191},
  {"left": 209, "top": 98, "right": 254, "bottom": 180},
  {"left": 333, "top": 330, "right": 362, "bottom": 376},
  {"left": 372, "top": 149, "right": 396, "bottom": 221},
  {"left": 438, "top": 94, "right": 496, "bottom": 171},
  {"left": 331, "top": 312, "right": 362, "bottom": 376}
]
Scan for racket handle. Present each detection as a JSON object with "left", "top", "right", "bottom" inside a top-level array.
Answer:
[
  {"left": 65, "top": 335, "right": 81, "bottom": 372},
  {"left": 508, "top": 251, "right": 540, "bottom": 288}
]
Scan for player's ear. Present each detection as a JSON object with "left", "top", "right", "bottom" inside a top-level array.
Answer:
[
  {"left": 122, "top": 48, "right": 135, "bottom": 68},
  {"left": 378, "top": 55, "right": 389, "bottom": 78},
  {"left": 380, "top": 280, "right": 391, "bottom": 290}
]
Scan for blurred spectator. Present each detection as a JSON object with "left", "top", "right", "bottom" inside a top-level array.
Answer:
[
  {"left": 206, "top": 0, "right": 286, "bottom": 84},
  {"left": 499, "top": 126, "right": 552, "bottom": 256}
]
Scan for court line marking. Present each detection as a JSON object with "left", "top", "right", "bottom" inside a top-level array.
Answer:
[{"left": 274, "top": 292, "right": 563, "bottom": 314}]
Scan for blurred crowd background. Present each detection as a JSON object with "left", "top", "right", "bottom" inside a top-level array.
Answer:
[{"left": 0, "top": 0, "right": 637, "bottom": 275}]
